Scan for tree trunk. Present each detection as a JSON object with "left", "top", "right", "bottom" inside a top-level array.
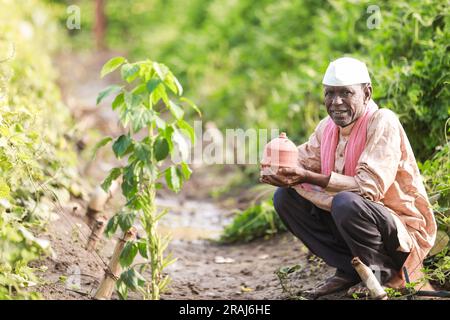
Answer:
[{"left": 94, "top": 0, "right": 107, "bottom": 50}]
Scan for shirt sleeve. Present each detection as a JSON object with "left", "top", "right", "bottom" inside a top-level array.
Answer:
[
  {"left": 297, "top": 117, "right": 329, "bottom": 173},
  {"left": 325, "top": 109, "right": 402, "bottom": 202}
]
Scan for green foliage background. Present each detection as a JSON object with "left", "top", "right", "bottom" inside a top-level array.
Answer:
[
  {"left": 0, "top": 0, "right": 81, "bottom": 299},
  {"left": 67, "top": 0, "right": 449, "bottom": 161}
]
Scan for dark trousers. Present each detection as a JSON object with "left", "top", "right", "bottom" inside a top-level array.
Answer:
[{"left": 273, "top": 188, "right": 410, "bottom": 283}]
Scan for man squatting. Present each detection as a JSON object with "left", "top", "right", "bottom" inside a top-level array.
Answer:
[{"left": 261, "top": 57, "right": 437, "bottom": 298}]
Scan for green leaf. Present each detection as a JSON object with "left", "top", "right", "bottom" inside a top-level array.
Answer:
[
  {"left": 164, "top": 73, "right": 183, "bottom": 95},
  {"left": 155, "top": 209, "right": 169, "bottom": 221},
  {"left": 119, "top": 241, "right": 138, "bottom": 268},
  {"left": 14, "top": 123, "right": 24, "bottom": 132},
  {"left": 130, "top": 107, "right": 155, "bottom": 132},
  {"left": 124, "top": 91, "right": 142, "bottom": 109},
  {"left": 134, "top": 142, "right": 152, "bottom": 163},
  {"left": 0, "top": 180, "right": 10, "bottom": 199},
  {"left": 113, "top": 135, "right": 133, "bottom": 158},
  {"left": 104, "top": 214, "right": 119, "bottom": 238},
  {"left": 122, "top": 163, "right": 138, "bottom": 198},
  {"left": 153, "top": 62, "right": 169, "bottom": 80},
  {"left": 159, "top": 274, "right": 172, "bottom": 292},
  {"left": 131, "top": 83, "right": 147, "bottom": 95},
  {"left": 96, "top": 85, "right": 122, "bottom": 105},
  {"left": 121, "top": 64, "right": 140, "bottom": 83},
  {"left": 152, "top": 84, "right": 169, "bottom": 106},
  {"left": 171, "top": 128, "right": 189, "bottom": 161},
  {"left": 112, "top": 92, "right": 125, "bottom": 110},
  {"left": 168, "top": 100, "right": 184, "bottom": 120},
  {"left": 146, "top": 79, "right": 162, "bottom": 94},
  {"left": 180, "top": 97, "right": 201, "bottom": 117},
  {"left": 163, "top": 125, "right": 174, "bottom": 152},
  {"left": 181, "top": 162, "right": 192, "bottom": 180},
  {"left": 154, "top": 137, "right": 169, "bottom": 161},
  {"left": 165, "top": 166, "right": 181, "bottom": 193},
  {"left": 120, "top": 268, "right": 145, "bottom": 290},
  {"left": 177, "top": 119, "right": 195, "bottom": 144},
  {"left": 101, "top": 167, "right": 122, "bottom": 192},
  {"left": 154, "top": 115, "right": 166, "bottom": 130},
  {"left": 137, "top": 240, "right": 148, "bottom": 258},
  {"left": 120, "top": 93, "right": 146, "bottom": 128},
  {"left": 172, "top": 75, "right": 183, "bottom": 95},
  {"left": 101, "top": 56, "right": 126, "bottom": 78},
  {"left": 92, "top": 137, "right": 112, "bottom": 160},
  {"left": 116, "top": 278, "right": 128, "bottom": 300},
  {"left": 162, "top": 254, "right": 177, "bottom": 270},
  {"left": 118, "top": 211, "right": 136, "bottom": 232}
]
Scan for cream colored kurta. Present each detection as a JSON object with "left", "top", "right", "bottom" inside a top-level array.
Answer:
[{"left": 293, "top": 108, "right": 437, "bottom": 287}]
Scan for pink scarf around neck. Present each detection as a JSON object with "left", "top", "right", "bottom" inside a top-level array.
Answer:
[{"left": 320, "top": 100, "right": 378, "bottom": 177}]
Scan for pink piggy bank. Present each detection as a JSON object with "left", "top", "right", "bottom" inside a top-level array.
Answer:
[{"left": 260, "top": 132, "right": 298, "bottom": 175}]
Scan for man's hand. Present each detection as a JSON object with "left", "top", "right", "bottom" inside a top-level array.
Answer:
[
  {"left": 260, "top": 166, "right": 331, "bottom": 189},
  {"left": 259, "top": 166, "right": 308, "bottom": 187}
]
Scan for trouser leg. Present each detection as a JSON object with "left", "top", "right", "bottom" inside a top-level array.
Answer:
[
  {"left": 273, "top": 188, "right": 410, "bottom": 284},
  {"left": 273, "top": 187, "right": 359, "bottom": 280},
  {"left": 331, "top": 191, "right": 410, "bottom": 284}
]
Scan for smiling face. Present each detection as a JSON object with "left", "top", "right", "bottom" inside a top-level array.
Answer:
[{"left": 323, "top": 84, "right": 372, "bottom": 127}]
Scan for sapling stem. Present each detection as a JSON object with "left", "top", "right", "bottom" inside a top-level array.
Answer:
[{"left": 96, "top": 57, "right": 198, "bottom": 300}]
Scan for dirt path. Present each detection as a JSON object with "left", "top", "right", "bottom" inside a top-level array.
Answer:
[{"left": 33, "top": 51, "right": 335, "bottom": 300}]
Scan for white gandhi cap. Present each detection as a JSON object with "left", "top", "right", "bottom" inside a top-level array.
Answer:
[{"left": 322, "top": 57, "right": 371, "bottom": 86}]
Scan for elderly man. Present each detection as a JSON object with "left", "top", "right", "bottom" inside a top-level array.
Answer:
[{"left": 261, "top": 57, "right": 436, "bottom": 298}]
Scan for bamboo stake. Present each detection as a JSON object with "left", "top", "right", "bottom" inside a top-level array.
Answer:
[
  {"left": 86, "top": 180, "right": 118, "bottom": 226},
  {"left": 351, "top": 257, "right": 388, "bottom": 300},
  {"left": 94, "top": 227, "right": 137, "bottom": 300},
  {"left": 86, "top": 215, "right": 107, "bottom": 251}
]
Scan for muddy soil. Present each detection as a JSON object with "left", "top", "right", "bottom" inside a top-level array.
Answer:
[
  {"left": 33, "top": 170, "right": 334, "bottom": 300},
  {"left": 33, "top": 158, "right": 334, "bottom": 300},
  {"left": 34, "top": 204, "right": 332, "bottom": 300}
]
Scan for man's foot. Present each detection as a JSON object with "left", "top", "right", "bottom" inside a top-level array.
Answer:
[{"left": 305, "top": 272, "right": 360, "bottom": 299}]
